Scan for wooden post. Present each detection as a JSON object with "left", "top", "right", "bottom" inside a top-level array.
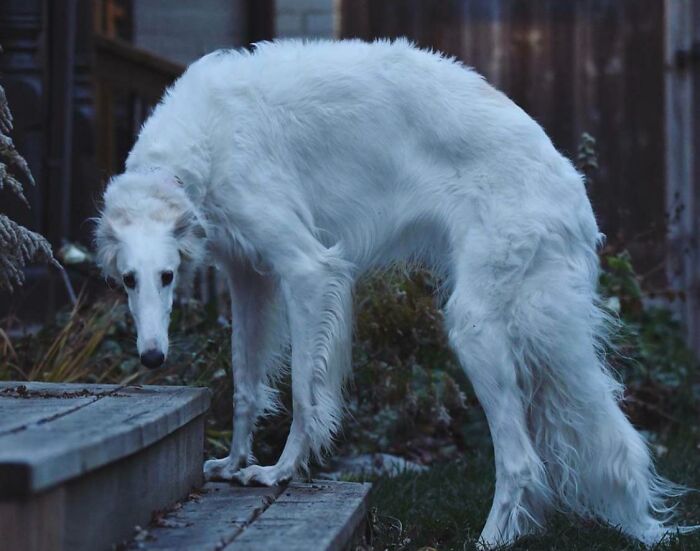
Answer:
[
  {"left": 44, "top": 0, "right": 77, "bottom": 247},
  {"left": 664, "top": 0, "right": 700, "bottom": 354},
  {"left": 247, "top": 0, "right": 275, "bottom": 44},
  {"left": 42, "top": 0, "right": 77, "bottom": 316}
]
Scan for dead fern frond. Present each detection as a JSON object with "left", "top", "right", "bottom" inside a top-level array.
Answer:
[
  {"left": 0, "top": 214, "right": 55, "bottom": 291},
  {"left": 0, "top": 84, "right": 12, "bottom": 134},
  {"left": 0, "top": 161, "right": 28, "bottom": 206},
  {"left": 0, "top": 132, "right": 34, "bottom": 187},
  {"left": 1, "top": 59, "right": 55, "bottom": 291}
]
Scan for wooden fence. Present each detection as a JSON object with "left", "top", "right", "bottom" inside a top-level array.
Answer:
[
  {"left": 342, "top": 0, "right": 665, "bottom": 247},
  {"left": 2, "top": 0, "right": 698, "bottom": 349},
  {"left": 340, "top": 0, "right": 700, "bottom": 351}
]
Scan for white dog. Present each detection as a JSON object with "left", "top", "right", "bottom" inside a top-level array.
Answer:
[{"left": 95, "top": 39, "right": 691, "bottom": 547}]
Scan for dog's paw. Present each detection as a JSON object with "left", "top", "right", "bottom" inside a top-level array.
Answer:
[
  {"left": 203, "top": 456, "right": 245, "bottom": 481},
  {"left": 232, "top": 464, "right": 293, "bottom": 487}
]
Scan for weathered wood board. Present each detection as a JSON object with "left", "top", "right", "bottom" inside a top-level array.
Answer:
[
  {"left": 136, "top": 480, "right": 372, "bottom": 551},
  {"left": 0, "top": 381, "right": 211, "bottom": 551}
]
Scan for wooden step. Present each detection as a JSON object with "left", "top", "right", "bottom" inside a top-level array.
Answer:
[
  {"left": 134, "top": 480, "right": 372, "bottom": 551},
  {"left": 0, "top": 381, "right": 210, "bottom": 551}
]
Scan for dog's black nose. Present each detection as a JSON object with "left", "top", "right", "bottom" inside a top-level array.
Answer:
[{"left": 140, "top": 349, "right": 165, "bottom": 369}]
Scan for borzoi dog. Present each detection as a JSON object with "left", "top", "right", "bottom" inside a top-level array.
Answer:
[{"left": 95, "top": 39, "right": 690, "bottom": 547}]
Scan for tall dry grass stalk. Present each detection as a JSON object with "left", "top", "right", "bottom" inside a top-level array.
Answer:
[{"left": 1, "top": 297, "right": 127, "bottom": 383}]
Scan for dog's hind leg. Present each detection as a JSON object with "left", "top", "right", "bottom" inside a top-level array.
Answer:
[
  {"left": 445, "top": 260, "right": 552, "bottom": 548},
  {"left": 233, "top": 244, "right": 355, "bottom": 486},
  {"left": 204, "top": 258, "right": 288, "bottom": 482}
]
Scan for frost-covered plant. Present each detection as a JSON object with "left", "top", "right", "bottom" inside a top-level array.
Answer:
[{"left": 0, "top": 62, "right": 55, "bottom": 291}]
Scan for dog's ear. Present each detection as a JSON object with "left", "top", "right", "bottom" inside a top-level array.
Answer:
[
  {"left": 173, "top": 209, "right": 207, "bottom": 265},
  {"left": 94, "top": 215, "right": 121, "bottom": 278}
]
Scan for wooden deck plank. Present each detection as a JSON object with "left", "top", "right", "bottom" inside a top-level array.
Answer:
[
  {"left": 0, "top": 383, "right": 210, "bottom": 495},
  {"left": 137, "top": 480, "right": 371, "bottom": 551},
  {"left": 0, "top": 396, "right": 95, "bottom": 434},
  {"left": 139, "top": 483, "right": 284, "bottom": 551},
  {"left": 0, "top": 382, "right": 123, "bottom": 435},
  {"left": 229, "top": 481, "right": 371, "bottom": 551}
]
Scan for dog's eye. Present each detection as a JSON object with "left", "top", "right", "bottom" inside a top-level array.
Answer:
[
  {"left": 123, "top": 273, "right": 136, "bottom": 290},
  {"left": 161, "top": 271, "right": 174, "bottom": 287}
]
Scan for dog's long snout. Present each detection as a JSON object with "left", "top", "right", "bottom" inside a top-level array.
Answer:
[{"left": 140, "top": 349, "right": 165, "bottom": 369}]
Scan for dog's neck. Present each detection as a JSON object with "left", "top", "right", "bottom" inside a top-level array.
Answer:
[{"left": 124, "top": 92, "right": 212, "bottom": 207}]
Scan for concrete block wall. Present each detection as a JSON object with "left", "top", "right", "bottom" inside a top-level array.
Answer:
[
  {"left": 133, "top": 1, "right": 338, "bottom": 66},
  {"left": 133, "top": 0, "right": 247, "bottom": 65},
  {"left": 275, "top": 0, "right": 338, "bottom": 39}
]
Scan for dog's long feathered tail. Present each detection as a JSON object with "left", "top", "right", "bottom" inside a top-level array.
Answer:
[{"left": 506, "top": 234, "right": 695, "bottom": 544}]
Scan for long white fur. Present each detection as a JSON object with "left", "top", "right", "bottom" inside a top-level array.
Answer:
[{"left": 94, "top": 39, "right": 694, "bottom": 547}]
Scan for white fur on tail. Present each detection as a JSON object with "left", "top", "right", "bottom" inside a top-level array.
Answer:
[{"left": 95, "top": 39, "right": 694, "bottom": 547}]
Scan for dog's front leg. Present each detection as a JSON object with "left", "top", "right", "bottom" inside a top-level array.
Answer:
[
  {"left": 231, "top": 355, "right": 312, "bottom": 486},
  {"left": 204, "top": 261, "right": 285, "bottom": 481},
  {"left": 233, "top": 252, "right": 353, "bottom": 486}
]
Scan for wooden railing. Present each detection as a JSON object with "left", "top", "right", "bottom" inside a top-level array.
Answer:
[{"left": 92, "top": 34, "right": 184, "bottom": 175}]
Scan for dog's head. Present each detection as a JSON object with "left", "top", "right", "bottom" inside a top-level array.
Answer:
[{"left": 94, "top": 171, "right": 206, "bottom": 368}]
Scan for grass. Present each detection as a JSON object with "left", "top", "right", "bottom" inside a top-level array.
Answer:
[{"left": 365, "top": 433, "right": 700, "bottom": 550}]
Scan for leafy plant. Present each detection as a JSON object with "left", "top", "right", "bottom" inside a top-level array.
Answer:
[
  {"left": 576, "top": 131, "right": 599, "bottom": 188},
  {"left": 341, "top": 270, "right": 471, "bottom": 464},
  {"left": 599, "top": 250, "right": 698, "bottom": 430}
]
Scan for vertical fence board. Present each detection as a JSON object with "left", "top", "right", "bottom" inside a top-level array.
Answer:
[
  {"left": 664, "top": 0, "right": 700, "bottom": 350},
  {"left": 548, "top": 2, "right": 576, "bottom": 151},
  {"left": 694, "top": 1, "right": 700, "bottom": 350}
]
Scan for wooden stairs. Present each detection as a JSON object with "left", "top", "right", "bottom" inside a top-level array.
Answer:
[{"left": 0, "top": 382, "right": 370, "bottom": 551}]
